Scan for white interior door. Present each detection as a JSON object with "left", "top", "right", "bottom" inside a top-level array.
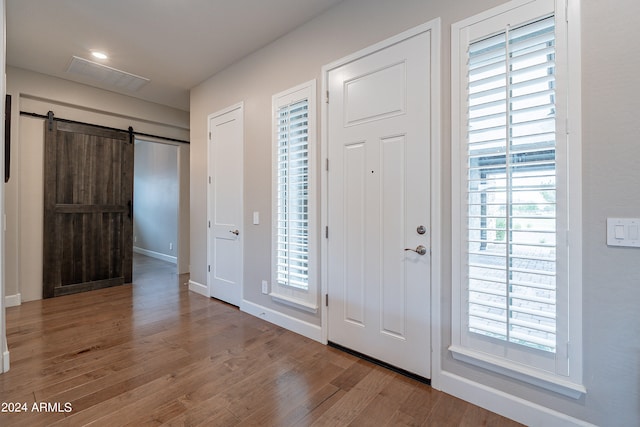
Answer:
[
  {"left": 208, "top": 104, "right": 243, "bottom": 306},
  {"left": 327, "top": 30, "right": 432, "bottom": 378}
]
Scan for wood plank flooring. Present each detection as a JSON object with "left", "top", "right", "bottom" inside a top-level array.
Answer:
[{"left": 0, "top": 254, "right": 523, "bottom": 426}]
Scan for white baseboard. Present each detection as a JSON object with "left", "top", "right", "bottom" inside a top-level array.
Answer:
[
  {"left": 188, "top": 280, "right": 208, "bottom": 297},
  {"left": 439, "top": 371, "right": 595, "bottom": 427},
  {"left": 133, "top": 246, "right": 177, "bottom": 264},
  {"left": 5, "top": 294, "right": 21, "bottom": 307},
  {"left": 241, "top": 299, "right": 322, "bottom": 343}
]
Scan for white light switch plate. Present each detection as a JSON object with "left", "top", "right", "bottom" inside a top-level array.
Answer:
[{"left": 607, "top": 218, "right": 640, "bottom": 248}]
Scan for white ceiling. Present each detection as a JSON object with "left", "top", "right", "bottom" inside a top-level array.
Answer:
[{"left": 6, "top": 0, "right": 345, "bottom": 111}]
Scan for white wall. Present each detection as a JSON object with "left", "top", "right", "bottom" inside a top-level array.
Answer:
[
  {"left": 190, "top": 0, "right": 640, "bottom": 425},
  {"left": 5, "top": 66, "right": 190, "bottom": 302},
  {"left": 134, "top": 140, "right": 179, "bottom": 263}
]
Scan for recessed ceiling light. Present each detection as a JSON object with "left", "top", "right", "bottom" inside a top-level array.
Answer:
[{"left": 91, "top": 51, "right": 108, "bottom": 60}]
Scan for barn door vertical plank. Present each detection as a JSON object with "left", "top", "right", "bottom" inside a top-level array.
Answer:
[{"left": 43, "top": 120, "right": 59, "bottom": 298}]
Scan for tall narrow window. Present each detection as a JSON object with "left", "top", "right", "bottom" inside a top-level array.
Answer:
[
  {"left": 276, "top": 99, "right": 309, "bottom": 289},
  {"left": 467, "top": 16, "right": 557, "bottom": 353},
  {"left": 272, "top": 81, "right": 317, "bottom": 310},
  {"left": 451, "top": 0, "right": 584, "bottom": 398}
]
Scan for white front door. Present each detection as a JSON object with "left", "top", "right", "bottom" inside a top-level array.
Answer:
[
  {"left": 326, "top": 29, "right": 433, "bottom": 378},
  {"left": 208, "top": 104, "right": 243, "bottom": 306}
]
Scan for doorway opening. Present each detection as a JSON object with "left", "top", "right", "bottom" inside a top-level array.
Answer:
[{"left": 133, "top": 138, "right": 189, "bottom": 279}]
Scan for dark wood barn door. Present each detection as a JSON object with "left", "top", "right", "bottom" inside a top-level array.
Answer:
[{"left": 43, "top": 120, "right": 133, "bottom": 298}]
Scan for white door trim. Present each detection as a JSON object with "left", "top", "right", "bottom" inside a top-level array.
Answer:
[
  {"left": 320, "top": 19, "right": 442, "bottom": 386},
  {"left": 207, "top": 102, "right": 244, "bottom": 305}
]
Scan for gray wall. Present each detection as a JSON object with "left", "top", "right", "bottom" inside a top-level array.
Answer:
[
  {"left": 190, "top": 0, "right": 507, "bottom": 328},
  {"left": 582, "top": 0, "right": 640, "bottom": 421},
  {"left": 134, "top": 140, "right": 179, "bottom": 262},
  {"left": 190, "top": 0, "right": 640, "bottom": 425}
]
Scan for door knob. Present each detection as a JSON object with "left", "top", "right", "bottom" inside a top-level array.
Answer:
[
  {"left": 405, "top": 245, "right": 427, "bottom": 255},
  {"left": 416, "top": 225, "right": 427, "bottom": 235},
  {"left": 229, "top": 229, "right": 240, "bottom": 236}
]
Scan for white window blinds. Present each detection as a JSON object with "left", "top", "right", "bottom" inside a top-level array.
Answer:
[
  {"left": 466, "top": 16, "right": 557, "bottom": 353},
  {"left": 276, "top": 99, "right": 310, "bottom": 289},
  {"left": 452, "top": 0, "right": 584, "bottom": 398}
]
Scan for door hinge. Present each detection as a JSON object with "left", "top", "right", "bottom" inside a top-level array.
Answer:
[
  {"left": 325, "top": 226, "right": 329, "bottom": 239},
  {"left": 208, "top": 265, "right": 211, "bottom": 273},
  {"left": 326, "top": 158, "right": 329, "bottom": 171},
  {"left": 208, "top": 220, "right": 211, "bottom": 228},
  {"left": 326, "top": 90, "right": 329, "bottom": 104},
  {"left": 325, "top": 294, "right": 329, "bottom": 307},
  {"left": 209, "top": 176, "right": 211, "bottom": 184},
  {"left": 209, "top": 131, "right": 212, "bottom": 140}
]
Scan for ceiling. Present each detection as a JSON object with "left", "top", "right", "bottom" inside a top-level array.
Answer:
[{"left": 6, "top": 0, "right": 345, "bottom": 111}]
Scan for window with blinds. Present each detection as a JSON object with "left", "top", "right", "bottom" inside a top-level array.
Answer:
[
  {"left": 271, "top": 81, "right": 317, "bottom": 310},
  {"left": 276, "top": 99, "right": 310, "bottom": 290},
  {"left": 452, "top": 0, "right": 583, "bottom": 397},
  {"left": 466, "top": 16, "right": 557, "bottom": 353}
]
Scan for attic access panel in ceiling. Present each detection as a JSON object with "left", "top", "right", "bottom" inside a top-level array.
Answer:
[{"left": 66, "top": 56, "right": 150, "bottom": 92}]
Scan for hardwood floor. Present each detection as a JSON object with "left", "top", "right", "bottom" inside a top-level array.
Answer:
[{"left": 1, "top": 255, "right": 523, "bottom": 426}]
